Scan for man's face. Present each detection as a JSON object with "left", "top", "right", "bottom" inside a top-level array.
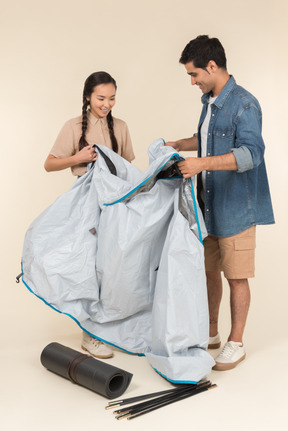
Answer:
[{"left": 184, "top": 61, "right": 215, "bottom": 94}]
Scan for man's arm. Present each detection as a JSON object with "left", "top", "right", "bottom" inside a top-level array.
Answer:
[
  {"left": 165, "top": 135, "right": 198, "bottom": 152},
  {"left": 178, "top": 152, "right": 237, "bottom": 178}
]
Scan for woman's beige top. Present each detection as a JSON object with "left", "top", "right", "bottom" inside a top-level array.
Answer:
[{"left": 49, "top": 111, "right": 135, "bottom": 176}]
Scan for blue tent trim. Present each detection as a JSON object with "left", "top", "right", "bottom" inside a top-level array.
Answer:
[
  {"left": 21, "top": 263, "right": 144, "bottom": 357},
  {"left": 153, "top": 367, "right": 198, "bottom": 385},
  {"left": 104, "top": 152, "right": 184, "bottom": 206},
  {"left": 190, "top": 177, "right": 203, "bottom": 244}
]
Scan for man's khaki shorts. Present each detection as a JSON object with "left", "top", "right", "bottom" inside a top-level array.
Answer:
[{"left": 203, "top": 226, "right": 256, "bottom": 279}]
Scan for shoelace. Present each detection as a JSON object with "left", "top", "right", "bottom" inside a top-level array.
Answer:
[
  {"left": 219, "top": 342, "right": 238, "bottom": 359},
  {"left": 89, "top": 337, "right": 103, "bottom": 347}
]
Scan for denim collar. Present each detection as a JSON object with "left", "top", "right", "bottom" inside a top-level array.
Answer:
[{"left": 201, "top": 75, "right": 236, "bottom": 109}]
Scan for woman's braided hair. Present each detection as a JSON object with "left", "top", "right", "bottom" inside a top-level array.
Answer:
[{"left": 79, "top": 71, "right": 118, "bottom": 153}]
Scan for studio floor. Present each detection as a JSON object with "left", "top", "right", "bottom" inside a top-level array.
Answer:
[{"left": 1, "top": 273, "right": 288, "bottom": 431}]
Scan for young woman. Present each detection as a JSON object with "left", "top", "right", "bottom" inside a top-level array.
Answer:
[{"left": 44, "top": 71, "right": 135, "bottom": 359}]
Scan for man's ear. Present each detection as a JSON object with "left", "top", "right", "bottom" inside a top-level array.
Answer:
[{"left": 207, "top": 60, "right": 218, "bottom": 73}]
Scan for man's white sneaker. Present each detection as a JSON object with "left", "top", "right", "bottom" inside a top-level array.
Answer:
[
  {"left": 208, "top": 333, "right": 221, "bottom": 349},
  {"left": 81, "top": 332, "right": 113, "bottom": 359},
  {"left": 213, "top": 341, "right": 246, "bottom": 371}
]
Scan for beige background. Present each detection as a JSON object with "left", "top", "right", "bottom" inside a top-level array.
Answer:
[{"left": 1, "top": 0, "right": 288, "bottom": 430}]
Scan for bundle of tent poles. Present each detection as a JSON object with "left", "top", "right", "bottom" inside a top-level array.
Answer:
[{"left": 106, "top": 380, "right": 217, "bottom": 420}]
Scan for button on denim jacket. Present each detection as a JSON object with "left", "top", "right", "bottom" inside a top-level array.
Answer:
[{"left": 196, "top": 76, "right": 274, "bottom": 237}]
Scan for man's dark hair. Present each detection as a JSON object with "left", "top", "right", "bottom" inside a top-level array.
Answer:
[{"left": 179, "top": 35, "right": 227, "bottom": 70}]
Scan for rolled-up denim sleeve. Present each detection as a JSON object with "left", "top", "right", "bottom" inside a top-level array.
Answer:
[
  {"left": 234, "top": 105, "right": 265, "bottom": 170},
  {"left": 232, "top": 146, "right": 253, "bottom": 173}
]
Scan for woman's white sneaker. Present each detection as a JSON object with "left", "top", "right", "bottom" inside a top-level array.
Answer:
[
  {"left": 213, "top": 341, "right": 246, "bottom": 371},
  {"left": 81, "top": 332, "right": 113, "bottom": 359}
]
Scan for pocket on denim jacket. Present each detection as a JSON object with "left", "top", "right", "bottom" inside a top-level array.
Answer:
[
  {"left": 213, "top": 128, "right": 235, "bottom": 152},
  {"left": 213, "top": 128, "right": 234, "bottom": 139}
]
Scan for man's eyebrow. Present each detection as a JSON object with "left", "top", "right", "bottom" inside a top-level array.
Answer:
[{"left": 187, "top": 72, "right": 197, "bottom": 76}]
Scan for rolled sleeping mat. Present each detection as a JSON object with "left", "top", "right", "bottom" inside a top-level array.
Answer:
[{"left": 40, "top": 342, "right": 133, "bottom": 399}]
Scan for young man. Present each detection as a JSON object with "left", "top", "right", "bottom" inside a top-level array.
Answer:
[{"left": 166, "top": 35, "right": 274, "bottom": 370}]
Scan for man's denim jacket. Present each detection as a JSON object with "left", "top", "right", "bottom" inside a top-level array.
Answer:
[{"left": 196, "top": 76, "right": 274, "bottom": 237}]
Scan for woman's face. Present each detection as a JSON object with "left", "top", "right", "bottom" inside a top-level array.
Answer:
[{"left": 88, "top": 83, "right": 116, "bottom": 118}]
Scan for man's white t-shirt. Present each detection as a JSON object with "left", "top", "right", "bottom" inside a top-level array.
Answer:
[{"left": 200, "top": 96, "right": 217, "bottom": 202}]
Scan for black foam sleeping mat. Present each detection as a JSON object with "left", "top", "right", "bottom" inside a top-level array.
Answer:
[{"left": 40, "top": 342, "right": 133, "bottom": 399}]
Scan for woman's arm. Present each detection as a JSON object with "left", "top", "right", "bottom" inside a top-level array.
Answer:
[{"left": 44, "top": 146, "right": 98, "bottom": 172}]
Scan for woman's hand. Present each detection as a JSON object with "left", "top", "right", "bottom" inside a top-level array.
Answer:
[{"left": 75, "top": 146, "right": 98, "bottom": 163}]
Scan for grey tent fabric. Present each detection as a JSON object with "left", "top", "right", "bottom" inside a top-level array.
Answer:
[{"left": 21, "top": 139, "right": 215, "bottom": 383}]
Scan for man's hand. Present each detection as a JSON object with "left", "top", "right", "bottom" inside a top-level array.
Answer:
[
  {"left": 178, "top": 157, "right": 206, "bottom": 178},
  {"left": 164, "top": 141, "right": 181, "bottom": 151}
]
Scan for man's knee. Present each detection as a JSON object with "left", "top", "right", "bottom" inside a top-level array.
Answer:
[{"left": 227, "top": 278, "right": 249, "bottom": 291}]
